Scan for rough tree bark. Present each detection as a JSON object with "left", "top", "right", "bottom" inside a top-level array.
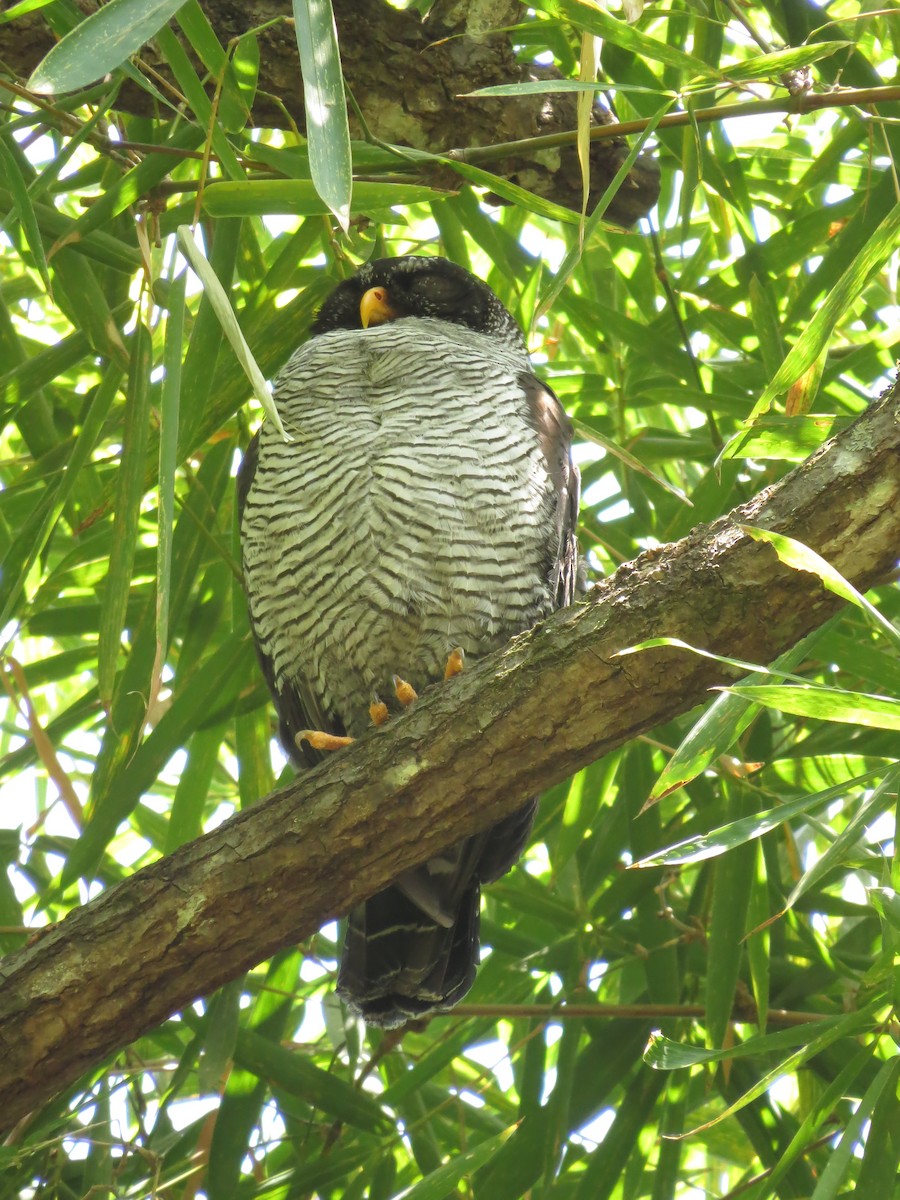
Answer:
[
  {"left": 1, "top": 379, "right": 898, "bottom": 1134},
  {"left": 0, "top": 0, "right": 660, "bottom": 224}
]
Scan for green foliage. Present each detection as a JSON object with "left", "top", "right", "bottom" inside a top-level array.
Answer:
[{"left": 1, "top": 1, "right": 899, "bottom": 1197}]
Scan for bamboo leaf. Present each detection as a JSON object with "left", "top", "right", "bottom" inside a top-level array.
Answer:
[
  {"left": 0, "top": 133, "right": 51, "bottom": 293},
  {"left": 291, "top": 0, "right": 352, "bottom": 232},
  {"left": 97, "top": 323, "right": 152, "bottom": 706},
  {"left": 722, "top": 42, "right": 853, "bottom": 84},
  {"left": 632, "top": 770, "right": 880, "bottom": 868},
  {"left": 396, "top": 1125, "right": 519, "bottom": 1200},
  {"left": 535, "top": 0, "right": 722, "bottom": 77},
  {"left": 201, "top": 179, "right": 447, "bottom": 217},
  {"left": 809, "top": 1057, "right": 900, "bottom": 1199},
  {"left": 740, "top": 526, "right": 900, "bottom": 652},
  {"left": 28, "top": 0, "right": 189, "bottom": 93},
  {"left": 153, "top": 271, "right": 185, "bottom": 694},
  {"left": 742, "top": 197, "right": 900, "bottom": 418},
  {"left": 235, "top": 1028, "right": 390, "bottom": 1132},
  {"left": 176, "top": 225, "right": 289, "bottom": 442},
  {"left": 725, "top": 684, "right": 900, "bottom": 731}
]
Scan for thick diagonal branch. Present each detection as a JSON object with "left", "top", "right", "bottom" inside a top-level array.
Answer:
[{"left": 1, "top": 382, "right": 899, "bottom": 1131}]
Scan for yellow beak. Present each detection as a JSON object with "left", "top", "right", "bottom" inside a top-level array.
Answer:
[{"left": 360, "top": 286, "right": 396, "bottom": 329}]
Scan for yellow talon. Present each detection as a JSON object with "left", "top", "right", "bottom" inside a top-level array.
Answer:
[
  {"left": 298, "top": 730, "right": 354, "bottom": 752},
  {"left": 369, "top": 696, "right": 390, "bottom": 726},
  {"left": 392, "top": 675, "right": 418, "bottom": 706},
  {"left": 444, "top": 647, "right": 465, "bottom": 679}
]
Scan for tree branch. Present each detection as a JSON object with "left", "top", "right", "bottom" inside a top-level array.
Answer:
[{"left": 1, "top": 381, "right": 899, "bottom": 1131}]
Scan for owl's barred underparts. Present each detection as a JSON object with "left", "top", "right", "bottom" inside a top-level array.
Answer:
[{"left": 238, "top": 256, "right": 579, "bottom": 1027}]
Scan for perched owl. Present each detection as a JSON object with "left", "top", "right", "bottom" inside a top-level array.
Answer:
[{"left": 238, "top": 255, "right": 579, "bottom": 1027}]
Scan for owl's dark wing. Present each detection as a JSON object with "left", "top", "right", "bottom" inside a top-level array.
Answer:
[
  {"left": 473, "top": 375, "right": 579, "bottom": 887},
  {"left": 237, "top": 430, "right": 333, "bottom": 769},
  {"left": 522, "top": 372, "right": 581, "bottom": 609}
]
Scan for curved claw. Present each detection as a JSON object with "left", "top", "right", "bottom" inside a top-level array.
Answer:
[
  {"left": 444, "top": 647, "right": 465, "bottom": 679},
  {"left": 392, "top": 675, "right": 418, "bottom": 707},
  {"left": 369, "top": 693, "right": 390, "bottom": 726},
  {"left": 297, "top": 730, "right": 354, "bottom": 752}
]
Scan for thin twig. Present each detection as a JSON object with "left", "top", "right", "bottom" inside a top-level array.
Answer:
[
  {"left": 446, "top": 85, "right": 900, "bottom": 164},
  {"left": 451, "top": 1002, "right": 833, "bottom": 1026}
]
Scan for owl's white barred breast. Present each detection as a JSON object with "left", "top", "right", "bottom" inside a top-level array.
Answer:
[{"left": 240, "top": 317, "right": 559, "bottom": 735}]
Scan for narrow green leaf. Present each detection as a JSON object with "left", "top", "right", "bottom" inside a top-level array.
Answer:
[
  {"left": 291, "top": 0, "right": 352, "bottom": 231},
  {"left": 165, "top": 726, "right": 223, "bottom": 853},
  {"left": 199, "top": 980, "right": 243, "bottom": 1092},
  {"left": 576, "top": 31, "right": 600, "bottom": 234},
  {"left": 231, "top": 33, "right": 260, "bottom": 119},
  {"left": 175, "top": 0, "right": 250, "bottom": 132},
  {"left": 869, "top": 886, "right": 900, "bottom": 933},
  {"left": 50, "top": 248, "right": 129, "bottom": 368},
  {"left": 535, "top": 0, "right": 721, "bottom": 77},
  {"left": 537, "top": 99, "right": 674, "bottom": 316},
  {"left": 175, "top": 216, "right": 242, "bottom": 451},
  {"left": 0, "top": 0, "right": 57, "bottom": 25},
  {"left": 646, "top": 624, "right": 835, "bottom": 803},
  {"left": 746, "top": 197, "right": 900, "bottom": 416},
  {"left": 397, "top": 1126, "right": 519, "bottom": 1200},
  {"left": 154, "top": 272, "right": 184, "bottom": 674},
  {"left": 745, "top": 850, "right": 770, "bottom": 1035},
  {"left": 633, "top": 769, "right": 880, "bottom": 868},
  {"left": 724, "top": 413, "right": 844, "bottom": 461},
  {"left": 0, "top": 134, "right": 52, "bottom": 293},
  {"left": 26, "top": 87, "right": 121, "bottom": 206},
  {"left": 50, "top": 124, "right": 206, "bottom": 246},
  {"left": 110, "top": 635, "right": 253, "bottom": 812},
  {"left": 0, "top": 829, "right": 25, "bottom": 953},
  {"left": 783, "top": 767, "right": 900, "bottom": 914},
  {"left": 747, "top": 273, "right": 785, "bottom": 381},
  {"left": 27, "top": 0, "right": 188, "bottom": 93},
  {"left": 0, "top": 329, "right": 92, "bottom": 413},
  {"left": 176, "top": 225, "right": 288, "bottom": 442},
  {"left": 574, "top": 418, "right": 691, "bottom": 503},
  {"left": 67, "top": 634, "right": 252, "bottom": 883},
  {"left": 572, "top": 1071, "right": 667, "bottom": 1200},
  {"left": 722, "top": 41, "right": 852, "bottom": 84},
  {"left": 0, "top": 187, "right": 142, "bottom": 271},
  {"left": 810, "top": 1056, "right": 900, "bottom": 1199},
  {"left": 98, "top": 323, "right": 152, "bottom": 705},
  {"left": 616, "top": 635, "right": 808, "bottom": 684},
  {"left": 705, "top": 787, "right": 755, "bottom": 1050},
  {"left": 200, "top": 178, "right": 446, "bottom": 218},
  {"left": 235, "top": 1028, "right": 389, "bottom": 1132},
  {"left": 744, "top": 1045, "right": 874, "bottom": 1200},
  {"left": 438, "top": 157, "right": 580, "bottom": 226},
  {"left": 740, "top": 526, "right": 900, "bottom": 652},
  {"left": 0, "top": 364, "right": 123, "bottom": 634},
  {"left": 644, "top": 1004, "right": 875, "bottom": 1073},
  {"left": 464, "top": 80, "right": 676, "bottom": 97},
  {"left": 154, "top": 24, "right": 246, "bottom": 179},
  {"left": 852, "top": 1055, "right": 900, "bottom": 1197},
  {"left": 725, "top": 684, "right": 900, "bottom": 731}
]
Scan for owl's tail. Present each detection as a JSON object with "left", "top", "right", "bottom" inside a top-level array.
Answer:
[
  {"left": 337, "top": 879, "right": 481, "bottom": 1028},
  {"left": 336, "top": 801, "right": 536, "bottom": 1027}
]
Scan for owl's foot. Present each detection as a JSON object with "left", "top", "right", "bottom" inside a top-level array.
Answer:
[
  {"left": 392, "top": 674, "right": 418, "bottom": 706},
  {"left": 368, "top": 651, "right": 465, "bottom": 730},
  {"left": 298, "top": 730, "right": 354, "bottom": 752},
  {"left": 444, "top": 647, "right": 465, "bottom": 679},
  {"left": 368, "top": 675, "right": 416, "bottom": 726}
]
